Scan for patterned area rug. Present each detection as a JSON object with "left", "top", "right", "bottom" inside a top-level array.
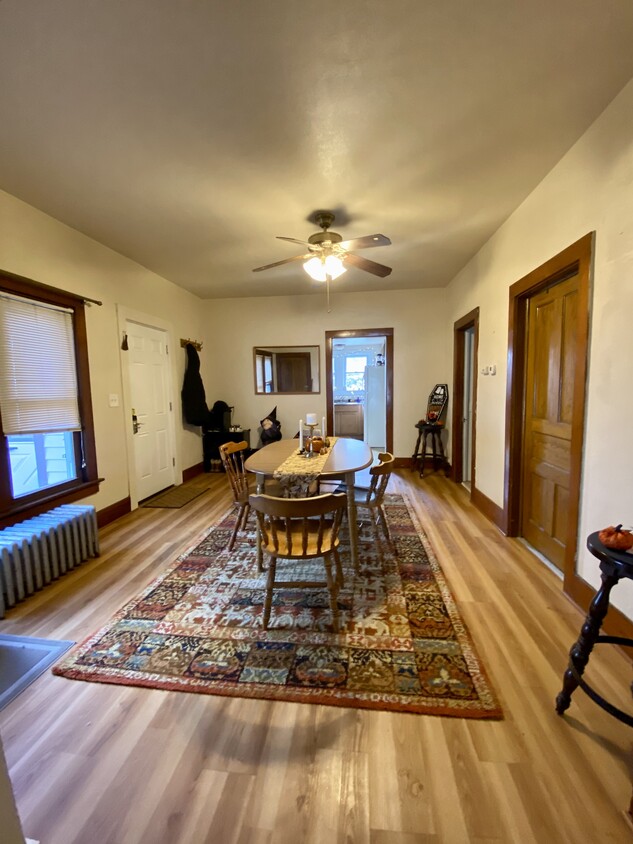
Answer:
[{"left": 53, "top": 494, "right": 502, "bottom": 718}]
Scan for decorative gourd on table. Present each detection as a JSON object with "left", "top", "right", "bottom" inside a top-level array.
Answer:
[{"left": 598, "top": 524, "right": 633, "bottom": 551}]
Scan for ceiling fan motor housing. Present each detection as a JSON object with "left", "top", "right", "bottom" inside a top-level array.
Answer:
[
  {"left": 308, "top": 210, "right": 342, "bottom": 246},
  {"left": 308, "top": 230, "right": 343, "bottom": 246}
]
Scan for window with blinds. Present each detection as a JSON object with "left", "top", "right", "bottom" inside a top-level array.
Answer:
[
  {"left": 0, "top": 294, "right": 81, "bottom": 434},
  {"left": 0, "top": 272, "right": 99, "bottom": 519}
]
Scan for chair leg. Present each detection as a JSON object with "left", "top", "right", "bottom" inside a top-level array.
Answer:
[
  {"left": 333, "top": 546, "right": 344, "bottom": 588},
  {"left": 377, "top": 504, "right": 398, "bottom": 557},
  {"left": 369, "top": 508, "right": 384, "bottom": 564},
  {"left": 323, "top": 553, "right": 340, "bottom": 633},
  {"left": 228, "top": 504, "right": 243, "bottom": 551},
  {"left": 262, "top": 557, "right": 276, "bottom": 629},
  {"left": 239, "top": 502, "right": 251, "bottom": 533}
]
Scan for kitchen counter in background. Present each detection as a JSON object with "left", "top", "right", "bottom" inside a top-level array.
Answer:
[{"left": 334, "top": 403, "right": 364, "bottom": 439}]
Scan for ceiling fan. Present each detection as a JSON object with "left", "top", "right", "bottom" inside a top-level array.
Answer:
[{"left": 252, "top": 210, "right": 392, "bottom": 281}]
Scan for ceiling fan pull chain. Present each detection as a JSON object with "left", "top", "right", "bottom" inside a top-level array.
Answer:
[{"left": 326, "top": 276, "right": 332, "bottom": 313}]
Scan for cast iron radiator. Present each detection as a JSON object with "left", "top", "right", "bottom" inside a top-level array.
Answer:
[{"left": 0, "top": 504, "right": 99, "bottom": 619}]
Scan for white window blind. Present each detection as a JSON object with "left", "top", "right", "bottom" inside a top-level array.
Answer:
[{"left": 0, "top": 293, "right": 81, "bottom": 434}]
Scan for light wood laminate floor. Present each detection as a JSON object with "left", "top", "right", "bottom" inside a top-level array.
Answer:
[{"left": 1, "top": 471, "right": 632, "bottom": 843}]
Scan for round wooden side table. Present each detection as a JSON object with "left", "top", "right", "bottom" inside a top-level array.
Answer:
[{"left": 555, "top": 531, "right": 633, "bottom": 726}]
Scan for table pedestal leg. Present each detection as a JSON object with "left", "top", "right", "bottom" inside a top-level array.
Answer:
[{"left": 345, "top": 471, "right": 360, "bottom": 573}]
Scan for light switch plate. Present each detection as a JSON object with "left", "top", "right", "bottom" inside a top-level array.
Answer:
[{"left": 108, "top": 393, "right": 120, "bottom": 407}]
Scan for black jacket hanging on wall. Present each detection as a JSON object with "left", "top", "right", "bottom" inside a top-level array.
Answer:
[{"left": 181, "top": 344, "right": 208, "bottom": 426}]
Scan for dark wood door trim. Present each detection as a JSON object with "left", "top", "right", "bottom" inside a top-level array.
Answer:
[
  {"left": 325, "top": 328, "right": 394, "bottom": 454},
  {"left": 452, "top": 308, "right": 479, "bottom": 489},
  {"left": 505, "top": 232, "right": 593, "bottom": 598}
]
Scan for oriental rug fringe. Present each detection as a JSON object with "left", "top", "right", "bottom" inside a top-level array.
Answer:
[{"left": 53, "top": 494, "right": 502, "bottom": 718}]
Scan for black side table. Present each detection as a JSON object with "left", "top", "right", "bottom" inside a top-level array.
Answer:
[
  {"left": 203, "top": 429, "right": 250, "bottom": 472},
  {"left": 411, "top": 422, "right": 448, "bottom": 478},
  {"left": 555, "top": 531, "right": 633, "bottom": 726}
]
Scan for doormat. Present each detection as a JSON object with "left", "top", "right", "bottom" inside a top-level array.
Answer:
[
  {"left": 0, "top": 635, "right": 74, "bottom": 712},
  {"left": 53, "top": 495, "right": 502, "bottom": 718},
  {"left": 141, "top": 485, "right": 207, "bottom": 509}
]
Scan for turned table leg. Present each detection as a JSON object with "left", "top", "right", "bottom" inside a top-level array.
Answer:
[{"left": 555, "top": 570, "right": 619, "bottom": 714}]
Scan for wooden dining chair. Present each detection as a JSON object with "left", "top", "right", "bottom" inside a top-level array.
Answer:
[
  {"left": 352, "top": 452, "right": 398, "bottom": 564},
  {"left": 248, "top": 492, "right": 348, "bottom": 632},
  {"left": 219, "top": 441, "right": 252, "bottom": 551},
  {"left": 219, "top": 440, "right": 286, "bottom": 551}
]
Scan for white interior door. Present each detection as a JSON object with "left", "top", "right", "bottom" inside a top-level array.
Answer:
[
  {"left": 462, "top": 327, "right": 475, "bottom": 486},
  {"left": 127, "top": 320, "right": 175, "bottom": 500}
]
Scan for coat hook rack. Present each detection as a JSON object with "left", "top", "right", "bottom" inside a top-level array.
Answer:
[{"left": 180, "top": 338, "right": 203, "bottom": 351}]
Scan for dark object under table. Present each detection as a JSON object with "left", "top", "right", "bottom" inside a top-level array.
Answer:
[
  {"left": 555, "top": 531, "right": 633, "bottom": 726},
  {"left": 203, "top": 429, "right": 250, "bottom": 472}
]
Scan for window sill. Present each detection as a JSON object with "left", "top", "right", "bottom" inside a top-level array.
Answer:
[{"left": 0, "top": 478, "right": 102, "bottom": 529}]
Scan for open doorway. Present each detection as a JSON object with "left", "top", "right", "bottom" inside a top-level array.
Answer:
[{"left": 325, "top": 328, "right": 393, "bottom": 454}]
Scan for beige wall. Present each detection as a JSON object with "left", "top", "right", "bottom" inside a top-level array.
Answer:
[
  {"left": 446, "top": 77, "right": 633, "bottom": 616},
  {"left": 200, "top": 288, "right": 450, "bottom": 457},
  {"left": 0, "top": 189, "right": 205, "bottom": 511}
]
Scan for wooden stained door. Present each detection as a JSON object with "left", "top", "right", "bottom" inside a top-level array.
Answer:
[
  {"left": 521, "top": 274, "right": 579, "bottom": 571},
  {"left": 276, "top": 353, "right": 312, "bottom": 392}
]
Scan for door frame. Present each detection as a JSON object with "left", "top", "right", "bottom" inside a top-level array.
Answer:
[
  {"left": 451, "top": 308, "right": 479, "bottom": 489},
  {"left": 117, "top": 306, "right": 180, "bottom": 509},
  {"left": 504, "top": 233, "right": 593, "bottom": 598},
  {"left": 325, "top": 328, "right": 394, "bottom": 454}
]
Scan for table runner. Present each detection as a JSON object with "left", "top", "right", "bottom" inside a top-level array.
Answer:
[{"left": 273, "top": 436, "right": 339, "bottom": 497}]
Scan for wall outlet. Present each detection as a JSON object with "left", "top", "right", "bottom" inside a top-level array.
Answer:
[
  {"left": 481, "top": 366, "right": 489, "bottom": 375},
  {"left": 489, "top": 364, "right": 497, "bottom": 375}
]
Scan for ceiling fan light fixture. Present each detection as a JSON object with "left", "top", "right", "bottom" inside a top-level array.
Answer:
[
  {"left": 324, "top": 254, "right": 346, "bottom": 279},
  {"left": 303, "top": 254, "right": 346, "bottom": 282},
  {"left": 303, "top": 256, "right": 327, "bottom": 281}
]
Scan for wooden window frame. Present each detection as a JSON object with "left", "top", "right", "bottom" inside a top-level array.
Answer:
[{"left": 0, "top": 270, "right": 100, "bottom": 526}]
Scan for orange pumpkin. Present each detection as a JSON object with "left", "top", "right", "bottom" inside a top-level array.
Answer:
[{"left": 598, "top": 524, "right": 633, "bottom": 550}]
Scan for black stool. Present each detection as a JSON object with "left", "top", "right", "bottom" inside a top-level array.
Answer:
[
  {"left": 555, "top": 531, "right": 633, "bottom": 726},
  {"left": 412, "top": 422, "right": 447, "bottom": 478}
]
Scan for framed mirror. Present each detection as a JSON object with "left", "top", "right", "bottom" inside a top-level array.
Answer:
[{"left": 254, "top": 345, "right": 320, "bottom": 394}]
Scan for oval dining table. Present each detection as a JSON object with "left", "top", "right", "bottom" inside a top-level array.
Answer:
[{"left": 245, "top": 437, "right": 373, "bottom": 572}]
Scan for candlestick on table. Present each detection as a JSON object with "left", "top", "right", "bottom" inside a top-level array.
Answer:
[
  {"left": 299, "top": 420, "right": 303, "bottom": 451},
  {"left": 322, "top": 416, "right": 327, "bottom": 438},
  {"left": 305, "top": 419, "right": 317, "bottom": 455}
]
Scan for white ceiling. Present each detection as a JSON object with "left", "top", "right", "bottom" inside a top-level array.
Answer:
[{"left": 1, "top": 1, "right": 633, "bottom": 300}]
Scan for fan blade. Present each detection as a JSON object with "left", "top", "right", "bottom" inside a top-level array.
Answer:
[
  {"left": 338, "top": 233, "right": 391, "bottom": 251},
  {"left": 276, "top": 236, "right": 313, "bottom": 246},
  {"left": 252, "top": 254, "right": 307, "bottom": 272},
  {"left": 343, "top": 252, "right": 392, "bottom": 278}
]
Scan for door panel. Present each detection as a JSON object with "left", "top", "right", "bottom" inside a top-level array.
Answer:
[
  {"left": 127, "top": 322, "right": 175, "bottom": 500},
  {"left": 276, "top": 353, "right": 311, "bottom": 392},
  {"left": 521, "top": 274, "right": 578, "bottom": 571}
]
